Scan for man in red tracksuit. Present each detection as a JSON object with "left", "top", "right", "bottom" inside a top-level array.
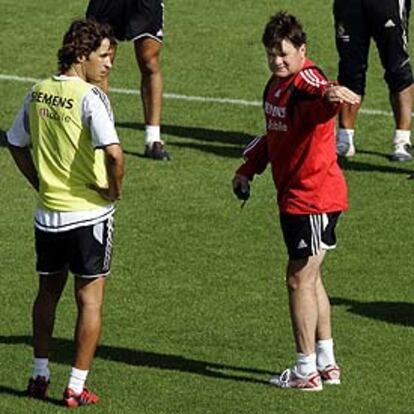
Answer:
[{"left": 232, "top": 11, "right": 360, "bottom": 391}]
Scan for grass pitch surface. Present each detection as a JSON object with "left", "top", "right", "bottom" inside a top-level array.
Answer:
[{"left": 1, "top": 0, "right": 414, "bottom": 412}]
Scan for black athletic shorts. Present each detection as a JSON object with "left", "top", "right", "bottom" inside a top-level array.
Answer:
[
  {"left": 86, "top": 0, "right": 164, "bottom": 42},
  {"left": 280, "top": 212, "right": 340, "bottom": 261},
  {"left": 334, "top": 0, "right": 413, "bottom": 94},
  {"left": 35, "top": 216, "right": 115, "bottom": 278}
]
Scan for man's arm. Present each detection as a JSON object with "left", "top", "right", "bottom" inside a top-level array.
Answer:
[
  {"left": 232, "top": 135, "right": 269, "bottom": 198},
  {"left": 236, "top": 135, "right": 269, "bottom": 180},
  {"left": 7, "top": 141, "right": 39, "bottom": 191},
  {"left": 104, "top": 143, "right": 124, "bottom": 201},
  {"left": 90, "top": 144, "right": 124, "bottom": 202},
  {"left": 313, "top": 84, "right": 360, "bottom": 123},
  {"left": 6, "top": 91, "right": 37, "bottom": 190},
  {"left": 298, "top": 68, "right": 360, "bottom": 123},
  {"left": 83, "top": 87, "right": 125, "bottom": 202}
]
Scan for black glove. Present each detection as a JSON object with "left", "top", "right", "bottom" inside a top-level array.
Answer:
[{"left": 233, "top": 182, "right": 250, "bottom": 201}]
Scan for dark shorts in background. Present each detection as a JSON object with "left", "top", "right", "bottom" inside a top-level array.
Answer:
[
  {"left": 334, "top": 0, "right": 413, "bottom": 94},
  {"left": 86, "top": 0, "right": 164, "bottom": 42},
  {"left": 35, "top": 216, "right": 115, "bottom": 278},
  {"left": 280, "top": 212, "right": 341, "bottom": 261}
]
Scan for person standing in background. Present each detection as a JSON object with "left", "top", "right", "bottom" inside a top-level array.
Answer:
[
  {"left": 86, "top": 0, "right": 170, "bottom": 160},
  {"left": 334, "top": 0, "right": 414, "bottom": 161}
]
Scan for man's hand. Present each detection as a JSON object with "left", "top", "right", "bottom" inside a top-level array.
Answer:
[
  {"left": 232, "top": 174, "right": 250, "bottom": 201},
  {"left": 325, "top": 85, "right": 361, "bottom": 105},
  {"left": 88, "top": 184, "right": 121, "bottom": 202}
]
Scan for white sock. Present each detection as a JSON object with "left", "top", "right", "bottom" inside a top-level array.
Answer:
[
  {"left": 337, "top": 128, "right": 355, "bottom": 145},
  {"left": 144, "top": 125, "right": 162, "bottom": 147},
  {"left": 295, "top": 352, "right": 317, "bottom": 376},
  {"left": 33, "top": 357, "right": 50, "bottom": 380},
  {"left": 316, "top": 338, "right": 336, "bottom": 369},
  {"left": 393, "top": 129, "right": 411, "bottom": 147},
  {"left": 67, "top": 367, "right": 88, "bottom": 395}
]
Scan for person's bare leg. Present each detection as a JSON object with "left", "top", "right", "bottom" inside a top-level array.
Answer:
[
  {"left": 390, "top": 84, "right": 414, "bottom": 130},
  {"left": 389, "top": 84, "right": 414, "bottom": 161},
  {"left": 336, "top": 99, "right": 362, "bottom": 157},
  {"left": 313, "top": 252, "right": 339, "bottom": 379},
  {"left": 271, "top": 253, "right": 325, "bottom": 389},
  {"left": 286, "top": 252, "right": 325, "bottom": 356},
  {"left": 134, "top": 37, "right": 169, "bottom": 158},
  {"left": 28, "top": 271, "right": 67, "bottom": 396},
  {"left": 134, "top": 37, "right": 163, "bottom": 127},
  {"left": 62, "top": 277, "right": 105, "bottom": 404},
  {"left": 338, "top": 100, "right": 362, "bottom": 129},
  {"left": 314, "top": 251, "right": 331, "bottom": 341},
  {"left": 33, "top": 271, "right": 69, "bottom": 358},
  {"left": 73, "top": 276, "right": 106, "bottom": 370}
]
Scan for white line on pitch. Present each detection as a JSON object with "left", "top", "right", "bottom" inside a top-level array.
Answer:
[{"left": 0, "top": 73, "right": 395, "bottom": 116}]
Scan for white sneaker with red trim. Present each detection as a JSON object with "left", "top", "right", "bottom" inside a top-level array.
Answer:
[
  {"left": 318, "top": 364, "right": 341, "bottom": 385},
  {"left": 270, "top": 367, "right": 323, "bottom": 391}
]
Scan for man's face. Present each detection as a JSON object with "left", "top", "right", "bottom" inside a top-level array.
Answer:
[
  {"left": 83, "top": 38, "right": 113, "bottom": 83},
  {"left": 266, "top": 39, "right": 306, "bottom": 78}
]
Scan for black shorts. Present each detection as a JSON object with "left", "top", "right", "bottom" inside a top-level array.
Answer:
[
  {"left": 35, "top": 216, "right": 115, "bottom": 278},
  {"left": 334, "top": 0, "right": 413, "bottom": 94},
  {"left": 280, "top": 212, "right": 341, "bottom": 261},
  {"left": 86, "top": 0, "right": 164, "bottom": 42}
]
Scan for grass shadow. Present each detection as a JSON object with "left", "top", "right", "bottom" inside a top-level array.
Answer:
[
  {"left": 356, "top": 148, "right": 391, "bottom": 160},
  {"left": 0, "top": 335, "right": 272, "bottom": 390},
  {"left": 0, "top": 384, "right": 27, "bottom": 398},
  {"left": 338, "top": 154, "right": 414, "bottom": 175},
  {"left": 0, "top": 384, "right": 62, "bottom": 406},
  {"left": 168, "top": 141, "right": 246, "bottom": 158},
  {"left": 331, "top": 297, "right": 414, "bottom": 327},
  {"left": 116, "top": 122, "right": 252, "bottom": 158},
  {"left": 0, "top": 130, "right": 7, "bottom": 148}
]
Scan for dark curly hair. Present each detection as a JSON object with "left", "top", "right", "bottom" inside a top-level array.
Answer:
[
  {"left": 58, "top": 19, "right": 115, "bottom": 73},
  {"left": 262, "top": 11, "right": 307, "bottom": 50}
]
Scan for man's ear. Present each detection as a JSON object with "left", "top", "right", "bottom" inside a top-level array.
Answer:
[
  {"left": 76, "top": 55, "right": 87, "bottom": 64},
  {"left": 300, "top": 43, "right": 307, "bottom": 56}
]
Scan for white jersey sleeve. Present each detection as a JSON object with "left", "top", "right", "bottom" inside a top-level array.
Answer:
[
  {"left": 6, "top": 91, "right": 32, "bottom": 147},
  {"left": 81, "top": 87, "right": 120, "bottom": 148}
]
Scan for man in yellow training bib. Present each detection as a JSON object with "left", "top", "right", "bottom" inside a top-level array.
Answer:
[{"left": 6, "top": 19, "right": 124, "bottom": 408}]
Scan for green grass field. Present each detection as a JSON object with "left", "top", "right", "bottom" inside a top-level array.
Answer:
[{"left": 1, "top": 0, "right": 414, "bottom": 412}]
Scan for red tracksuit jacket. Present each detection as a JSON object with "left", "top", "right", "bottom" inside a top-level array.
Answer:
[{"left": 237, "top": 58, "right": 348, "bottom": 214}]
